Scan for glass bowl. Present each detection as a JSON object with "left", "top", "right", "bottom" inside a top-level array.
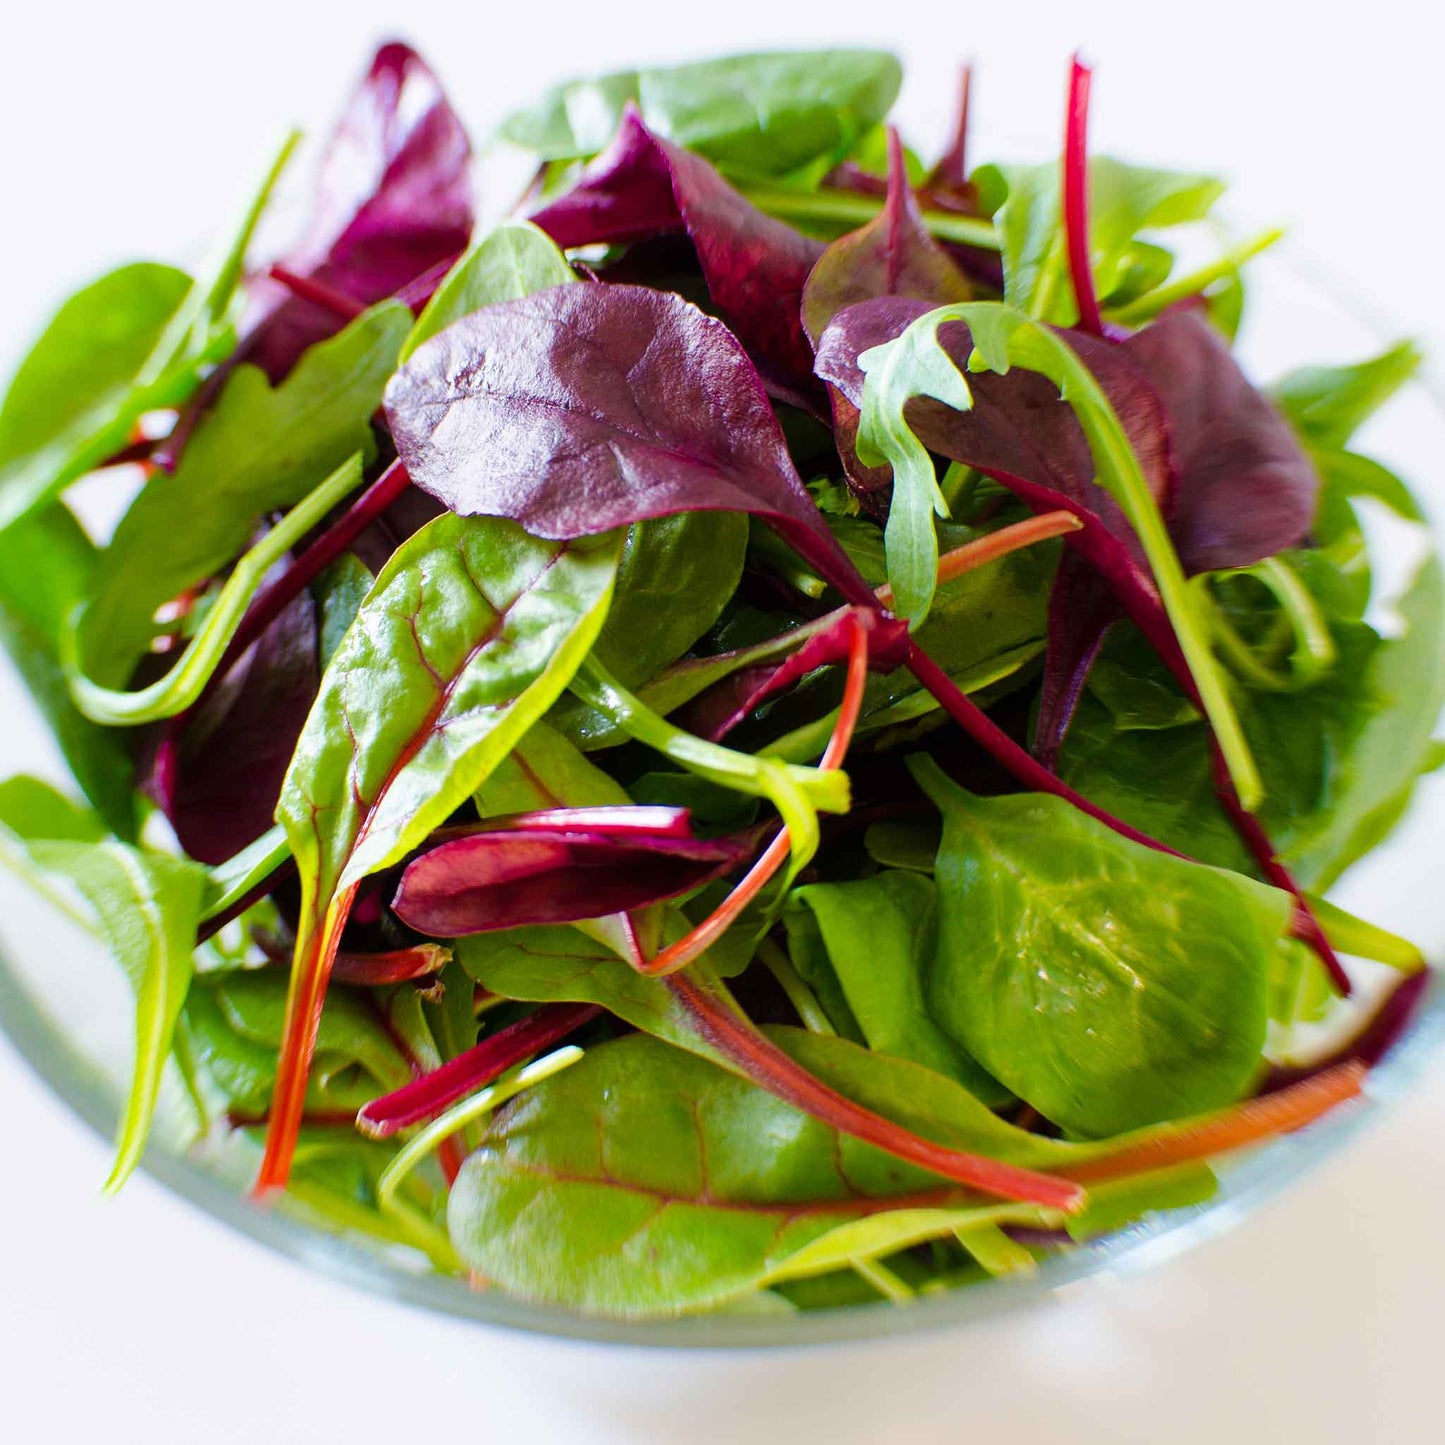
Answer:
[{"left": 2, "top": 250, "right": 1442, "bottom": 1347}]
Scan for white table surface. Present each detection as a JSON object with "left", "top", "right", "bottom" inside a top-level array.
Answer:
[{"left": 4, "top": 2, "right": 1444, "bottom": 1440}]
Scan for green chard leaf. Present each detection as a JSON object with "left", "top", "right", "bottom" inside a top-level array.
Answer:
[
  {"left": 402, "top": 220, "right": 576, "bottom": 362},
  {"left": 74, "top": 301, "right": 410, "bottom": 689},
  {"left": 0, "top": 506, "right": 135, "bottom": 833},
  {"left": 497, "top": 50, "right": 903, "bottom": 179},
  {"left": 260, "top": 513, "right": 621, "bottom": 1187},
  {"left": 1271, "top": 340, "right": 1424, "bottom": 450},
  {"left": 910, "top": 756, "right": 1290, "bottom": 1136},
  {"left": 0, "top": 777, "right": 205, "bottom": 1188}
]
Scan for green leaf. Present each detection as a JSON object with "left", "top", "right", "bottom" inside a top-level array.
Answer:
[
  {"left": 402, "top": 220, "right": 576, "bottom": 362},
  {"left": 910, "top": 756, "right": 1290, "bottom": 1136},
  {"left": 1271, "top": 340, "right": 1424, "bottom": 450},
  {"left": 496, "top": 50, "right": 903, "bottom": 179},
  {"left": 0, "top": 779, "right": 206, "bottom": 1189},
  {"left": 66, "top": 454, "right": 364, "bottom": 724},
  {"left": 783, "top": 873, "right": 1009, "bottom": 1102},
  {"left": 446, "top": 1031, "right": 1053, "bottom": 1315},
  {"left": 0, "top": 134, "right": 298, "bottom": 534},
  {"left": 975, "top": 158, "right": 1223, "bottom": 323},
  {"left": 75, "top": 302, "right": 410, "bottom": 688},
  {"left": 0, "top": 506, "right": 135, "bottom": 833},
  {"left": 314, "top": 552, "right": 376, "bottom": 672},
  {"left": 0, "top": 263, "right": 194, "bottom": 531}
]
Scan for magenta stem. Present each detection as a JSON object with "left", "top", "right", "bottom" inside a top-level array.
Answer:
[
  {"left": 356, "top": 1002, "right": 602, "bottom": 1138},
  {"left": 268, "top": 266, "right": 368, "bottom": 321},
  {"left": 1063, "top": 56, "right": 1104, "bottom": 335}
]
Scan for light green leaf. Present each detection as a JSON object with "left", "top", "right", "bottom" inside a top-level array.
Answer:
[{"left": 1271, "top": 340, "right": 1424, "bottom": 451}]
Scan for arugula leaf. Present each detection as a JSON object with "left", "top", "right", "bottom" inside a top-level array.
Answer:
[
  {"left": 0, "top": 506, "right": 135, "bottom": 834},
  {"left": 75, "top": 303, "right": 409, "bottom": 688},
  {"left": 259, "top": 513, "right": 622, "bottom": 1188},
  {"left": 401, "top": 220, "right": 575, "bottom": 363},
  {"left": 496, "top": 50, "right": 903, "bottom": 178},
  {"left": 0, "top": 778, "right": 206, "bottom": 1189},
  {"left": 784, "top": 872, "right": 1008, "bottom": 1102},
  {"left": 911, "top": 756, "right": 1290, "bottom": 1135}
]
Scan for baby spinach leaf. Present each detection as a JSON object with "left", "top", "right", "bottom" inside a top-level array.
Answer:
[
  {"left": 260, "top": 514, "right": 621, "bottom": 1188},
  {"left": 401, "top": 220, "right": 575, "bottom": 362},
  {"left": 1270, "top": 340, "right": 1423, "bottom": 450},
  {"left": 911, "top": 756, "right": 1290, "bottom": 1135},
  {"left": 784, "top": 872, "right": 1007, "bottom": 1101},
  {"left": 496, "top": 50, "right": 902, "bottom": 178},
  {"left": 446, "top": 1030, "right": 1049, "bottom": 1316},
  {"left": 0, "top": 780, "right": 206, "bottom": 1189},
  {"left": 75, "top": 302, "right": 409, "bottom": 688},
  {"left": 0, "top": 506, "right": 135, "bottom": 834},
  {"left": 385, "top": 283, "right": 872, "bottom": 605}
]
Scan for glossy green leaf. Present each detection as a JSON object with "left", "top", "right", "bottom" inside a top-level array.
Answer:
[
  {"left": 911, "top": 756, "right": 1290, "bottom": 1136},
  {"left": 315, "top": 553, "right": 376, "bottom": 672},
  {"left": 402, "top": 220, "right": 576, "bottom": 362},
  {"left": 0, "top": 506, "right": 134, "bottom": 834},
  {"left": 497, "top": 50, "right": 903, "bottom": 179},
  {"left": 784, "top": 872, "right": 1007, "bottom": 1101},
  {"left": 0, "top": 778, "right": 206, "bottom": 1189},
  {"left": 75, "top": 302, "right": 410, "bottom": 688}
]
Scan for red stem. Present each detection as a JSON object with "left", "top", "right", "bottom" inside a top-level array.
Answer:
[
  {"left": 268, "top": 266, "right": 368, "bottom": 322},
  {"left": 665, "top": 972, "right": 1084, "bottom": 1211},
  {"left": 356, "top": 1003, "right": 603, "bottom": 1138},
  {"left": 1063, "top": 55, "right": 1104, "bottom": 335}
]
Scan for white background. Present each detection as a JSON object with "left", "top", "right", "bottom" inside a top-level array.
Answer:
[{"left": 3, "top": 2, "right": 1444, "bottom": 1440}]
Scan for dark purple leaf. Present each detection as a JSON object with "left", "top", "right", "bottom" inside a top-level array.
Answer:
[
  {"left": 247, "top": 42, "right": 474, "bottom": 381},
  {"left": 392, "top": 809, "right": 763, "bottom": 938},
  {"left": 683, "top": 605, "right": 911, "bottom": 742},
  {"left": 142, "top": 564, "right": 318, "bottom": 866},
  {"left": 801, "top": 128, "right": 972, "bottom": 347},
  {"left": 1123, "top": 305, "right": 1319, "bottom": 572},
  {"left": 384, "top": 282, "right": 874, "bottom": 605},
  {"left": 528, "top": 106, "right": 824, "bottom": 402}
]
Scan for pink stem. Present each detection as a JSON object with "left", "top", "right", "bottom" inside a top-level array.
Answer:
[
  {"left": 268, "top": 266, "right": 368, "bottom": 322},
  {"left": 1063, "top": 55, "right": 1104, "bottom": 335}
]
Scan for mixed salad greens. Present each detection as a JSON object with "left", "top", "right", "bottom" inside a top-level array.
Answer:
[{"left": 0, "top": 41, "right": 1438, "bottom": 1319}]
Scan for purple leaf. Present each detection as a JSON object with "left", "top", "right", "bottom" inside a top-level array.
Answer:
[
  {"left": 384, "top": 282, "right": 874, "bottom": 605},
  {"left": 529, "top": 107, "right": 824, "bottom": 402},
  {"left": 1123, "top": 305, "right": 1319, "bottom": 572},
  {"left": 801, "top": 129, "right": 972, "bottom": 347},
  {"left": 247, "top": 42, "right": 474, "bottom": 381},
  {"left": 392, "top": 808, "right": 763, "bottom": 938},
  {"left": 142, "top": 565, "right": 318, "bottom": 866}
]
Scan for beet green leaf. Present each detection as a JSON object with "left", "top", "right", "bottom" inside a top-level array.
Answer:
[
  {"left": 496, "top": 50, "right": 902, "bottom": 178},
  {"left": 385, "top": 283, "right": 872, "bottom": 605},
  {"left": 910, "top": 756, "right": 1289, "bottom": 1136},
  {"left": 259, "top": 513, "right": 621, "bottom": 1188},
  {"left": 75, "top": 302, "right": 409, "bottom": 689},
  {"left": 0, "top": 778, "right": 205, "bottom": 1190}
]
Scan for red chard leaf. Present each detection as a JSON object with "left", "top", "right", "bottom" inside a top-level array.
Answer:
[
  {"left": 247, "top": 43, "right": 474, "bottom": 381},
  {"left": 384, "top": 283, "right": 874, "bottom": 606},
  {"left": 529, "top": 107, "right": 824, "bottom": 401},
  {"left": 392, "top": 809, "right": 764, "bottom": 938}
]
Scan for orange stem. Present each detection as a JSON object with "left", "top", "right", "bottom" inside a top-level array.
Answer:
[
  {"left": 635, "top": 619, "right": 870, "bottom": 978},
  {"left": 873, "top": 509, "right": 1082, "bottom": 608}
]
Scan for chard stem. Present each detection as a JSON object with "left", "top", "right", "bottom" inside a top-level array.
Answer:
[{"left": 1062, "top": 55, "right": 1104, "bottom": 335}]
